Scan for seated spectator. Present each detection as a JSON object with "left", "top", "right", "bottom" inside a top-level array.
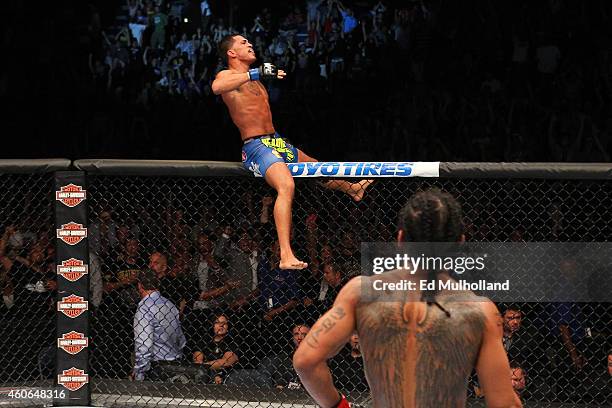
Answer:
[
  {"left": 159, "top": 251, "right": 198, "bottom": 316},
  {"left": 132, "top": 269, "right": 186, "bottom": 381},
  {"left": 105, "top": 237, "right": 146, "bottom": 311},
  {"left": 192, "top": 233, "right": 239, "bottom": 309},
  {"left": 216, "top": 229, "right": 260, "bottom": 310},
  {"left": 502, "top": 305, "right": 528, "bottom": 363},
  {"left": 89, "top": 210, "right": 118, "bottom": 259},
  {"left": 302, "top": 262, "right": 346, "bottom": 324},
  {"left": 195, "top": 259, "right": 240, "bottom": 311},
  {"left": 224, "top": 323, "right": 309, "bottom": 387},
  {"left": 0, "top": 228, "right": 55, "bottom": 379},
  {"left": 510, "top": 361, "right": 527, "bottom": 400},
  {"left": 260, "top": 324, "right": 310, "bottom": 389},
  {"left": 183, "top": 234, "right": 241, "bottom": 352},
  {"left": 95, "top": 233, "right": 145, "bottom": 378},
  {"left": 192, "top": 313, "right": 239, "bottom": 384},
  {"left": 149, "top": 251, "right": 168, "bottom": 278},
  {"left": 0, "top": 228, "right": 54, "bottom": 316},
  {"left": 319, "top": 262, "right": 346, "bottom": 309},
  {"left": 330, "top": 332, "right": 369, "bottom": 392},
  {"left": 472, "top": 305, "right": 533, "bottom": 398}
]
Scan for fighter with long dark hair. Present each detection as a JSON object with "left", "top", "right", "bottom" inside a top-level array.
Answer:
[{"left": 293, "top": 188, "right": 522, "bottom": 408}]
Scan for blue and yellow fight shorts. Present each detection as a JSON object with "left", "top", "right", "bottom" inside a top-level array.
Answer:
[{"left": 242, "top": 132, "right": 298, "bottom": 178}]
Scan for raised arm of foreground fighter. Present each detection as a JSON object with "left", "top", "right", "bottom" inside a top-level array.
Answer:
[{"left": 293, "top": 277, "right": 361, "bottom": 408}]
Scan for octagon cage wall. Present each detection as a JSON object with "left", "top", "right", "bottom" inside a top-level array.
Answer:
[{"left": 0, "top": 160, "right": 610, "bottom": 407}]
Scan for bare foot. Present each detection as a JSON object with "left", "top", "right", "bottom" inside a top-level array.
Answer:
[
  {"left": 279, "top": 257, "right": 308, "bottom": 270},
  {"left": 350, "top": 179, "right": 374, "bottom": 202}
]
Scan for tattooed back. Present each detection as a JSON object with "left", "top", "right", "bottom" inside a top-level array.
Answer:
[{"left": 356, "top": 270, "right": 487, "bottom": 408}]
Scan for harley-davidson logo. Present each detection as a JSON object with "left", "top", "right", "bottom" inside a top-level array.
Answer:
[
  {"left": 57, "top": 295, "right": 88, "bottom": 318},
  {"left": 58, "top": 367, "right": 89, "bottom": 391},
  {"left": 57, "top": 258, "right": 88, "bottom": 282},
  {"left": 56, "top": 222, "right": 87, "bottom": 245},
  {"left": 58, "top": 331, "right": 89, "bottom": 355},
  {"left": 56, "top": 184, "right": 86, "bottom": 207}
]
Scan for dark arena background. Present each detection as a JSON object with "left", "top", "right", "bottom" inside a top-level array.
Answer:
[{"left": 1, "top": 0, "right": 611, "bottom": 407}]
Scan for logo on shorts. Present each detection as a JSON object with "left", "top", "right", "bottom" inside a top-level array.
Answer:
[
  {"left": 57, "top": 258, "right": 88, "bottom": 282},
  {"left": 249, "top": 162, "right": 262, "bottom": 177},
  {"left": 57, "top": 295, "right": 88, "bottom": 319},
  {"left": 58, "top": 367, "right": 89, "bottom": 391},
  {"left": 58, "top": 331, "right": 89, "bottom": 355},
  {"left": 57, "top": 222, "right": 87, "bottom": 245},
  {"left": 56, "top": 184, "right": 87, "bottom": 207},
  {"left": 271, "top": 150, "right": 282, "bottom": 159},
  {"left": 242, "top": 151, "right": 247, "bottom": 162}
]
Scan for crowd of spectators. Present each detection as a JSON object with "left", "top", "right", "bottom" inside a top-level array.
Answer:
[
  {"left": 86, "top": 193, "right": 370, "bottom": 387},
  {"left": 80, "top": 0, "right": 612, "bottom": 162},
  {"left": 1, "top": 180, "right": 610, "bottom": 403},
  {"left": 1, "top": 0, "right": 612, "bottom": 400}
]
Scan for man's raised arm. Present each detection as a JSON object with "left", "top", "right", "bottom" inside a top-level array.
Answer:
[
  {"left": 293, "top": 277, "right": 361, "bottom": 408},
  {"left": 211, "top": 70, "right": 251, "bottom": 95},
  {"left": 212, "top": 65, "right": 285, "bottom": 95}
]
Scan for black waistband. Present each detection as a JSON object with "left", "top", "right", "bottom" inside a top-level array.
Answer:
[{"left": 243, "top": 133, "right": 276, "bottom": 143}]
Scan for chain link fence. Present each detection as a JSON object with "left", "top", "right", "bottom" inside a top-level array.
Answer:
[
  {"left": 0, "top": 162, "right": 70, "bottom": 406},
  {"left": 81, "top": 165, "right": 611, "bottom": 407},
  {"left": 0, "top": 161, "right": 610, "bottom": 407}
]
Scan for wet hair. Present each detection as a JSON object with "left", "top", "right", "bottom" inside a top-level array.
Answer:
[
  {"left": 398, "top": 187, "right": 463, "bottom": 243},
  {"left": 217, "top": 33, "right": 241, "bottom": 63},
  {"left": 397, "top": 188, "right": 464, "bottom": 316}
]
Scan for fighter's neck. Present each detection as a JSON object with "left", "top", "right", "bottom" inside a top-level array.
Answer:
[{"left": 230, "top": 60, "right": 251, "bottom": 73}]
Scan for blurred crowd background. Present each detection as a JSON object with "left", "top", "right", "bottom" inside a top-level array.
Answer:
[{"left": 3, "top": 0, "right": 612, "bottom": 162}]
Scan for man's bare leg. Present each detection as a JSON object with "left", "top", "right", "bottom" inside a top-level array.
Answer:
[
  {"left": 322, "top": 179, "right": 374, "bottom": 202},
  {"left": 297, "top": 150, "right": 374, "bottom": 201},
  {"left": 265, "top": 162, "right": 308, "bottom": 270}
]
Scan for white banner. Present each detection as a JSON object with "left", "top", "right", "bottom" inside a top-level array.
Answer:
[{"left": 266, "top": 162, "right": 441, "bottom": 178}]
